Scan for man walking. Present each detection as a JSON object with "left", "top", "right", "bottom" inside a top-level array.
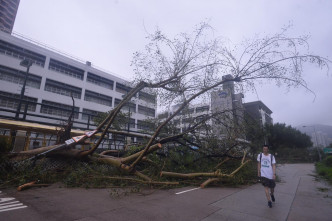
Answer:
[{"left": 257, "top": 145, "right": 276, "bottom": 208}]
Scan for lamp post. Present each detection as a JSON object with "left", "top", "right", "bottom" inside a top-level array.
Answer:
[
  {"left": 303, "top": 125, "right": 321, "bottom": 161},
  {"left": 15, "top": 59, "right": 33, "bottom": 119}
]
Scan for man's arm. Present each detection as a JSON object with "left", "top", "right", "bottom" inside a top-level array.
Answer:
[
  {"left": 257, "top": 162, "right": 261, "bottom": 177},
  {"left": 272, "top": 163, "right": 276, "bottom": 180}
]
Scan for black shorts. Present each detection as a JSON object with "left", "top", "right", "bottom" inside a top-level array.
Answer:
[{"left": 260, "top": 177, "right": 276, "bottom": 188}]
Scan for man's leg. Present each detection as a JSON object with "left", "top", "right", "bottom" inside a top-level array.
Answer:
[
  {"left": 264, "top": 187, "right": 271, "bottom": 201},
  {"left": 265, "top": 187, "right": 272, "bottom": 208},
  {"left": 270, "top": 188, "right": 275, "bottom": 202}
]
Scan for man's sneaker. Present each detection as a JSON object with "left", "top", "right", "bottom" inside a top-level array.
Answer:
[
  {"left": 268, "top": 201, "right": 272, "bottom": 208},
  {"left": 271, "top": 194, "right": 275, "bottom": 202}
]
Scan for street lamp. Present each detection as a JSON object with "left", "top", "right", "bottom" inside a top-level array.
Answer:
[
  {"left": 15, "top": 59, "right": 33, "bottom": 119},
  {"left": 303, "top": 125, "right": 321, "bottom": 161}
]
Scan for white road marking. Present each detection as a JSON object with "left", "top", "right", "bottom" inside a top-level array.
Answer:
[
  {"left": 0, "top": 206, "right": 28, "bottom": 213},
  {"left": 0, "top": 203, "right": 24, "bottom": 210},
  {"left": 0, "top": 194, "right": 28, "bottom": 213},
  {"left": 0, "top": 201, "right": 20, "bottom": 206},
  {"left": 175, "top": 187, "right": 200, "bottom": 195},
  {"left": 0, "top": 197, "right": 15, "bottom": 203}
]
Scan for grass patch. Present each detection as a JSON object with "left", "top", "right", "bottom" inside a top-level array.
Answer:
[{"left": 316, "top": 156, "right": 332, "bottom": 184}]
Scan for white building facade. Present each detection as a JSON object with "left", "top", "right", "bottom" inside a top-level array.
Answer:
[{"left": 0, "top": 31, "right": 156, "bottom": 135}]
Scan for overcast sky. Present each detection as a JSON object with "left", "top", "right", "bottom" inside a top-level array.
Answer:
[{"left": 13, "top": 0, "right": 332, "bottom": 127}]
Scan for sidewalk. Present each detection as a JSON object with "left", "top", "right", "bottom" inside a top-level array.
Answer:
[{"left": 203, "top": 164, "right": 332, "bottom": 221}]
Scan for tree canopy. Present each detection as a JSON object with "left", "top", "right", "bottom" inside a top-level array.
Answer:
[{"left": 266, "top": 123, "right": 313, "bottom": 151}]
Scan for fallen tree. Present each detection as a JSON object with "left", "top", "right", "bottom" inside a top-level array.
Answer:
[{"left": 1, "top": 23, "right": 330, "bottom": 189}]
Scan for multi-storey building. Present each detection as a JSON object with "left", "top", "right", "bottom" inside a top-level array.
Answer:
[
  {"left": 0, "top": 31, "right": 156, "bottom": 145},
  {"left": 243, "top": 101, "right": 273, "bottom": 126},
  {"left": 158, "top": 74, "right": 273, "bottom": 141},
  {"left": 0, "top": 0, "right": 20, "bottom": 34},
  {"left": 158, "top": 103, "right": 211, "bottom": 134},
  {"left": 211, "top": 74, "right": 244, "bottom": 137}
]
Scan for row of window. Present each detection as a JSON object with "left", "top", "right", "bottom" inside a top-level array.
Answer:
[
  {"left": 1, "top": 0, "right": 19, "bottom": 12},
  {"left": 0, "top": 39, "right": 46, "bottom": 67},
  {"left": 84, "top": 90, "right": 113, "bottom": 107},
  {"left": 45, "top": 78, "right": 82, "bottom": 99},
  {"left": 0, "top": 39, "right": 156, "bottom": 103},
  {"left": 0, "top": 14, "right": 13, "bottom": 25},
  {"left": 196, "top": 105, "right": 210, "bottom": 113},
  {"left": 82, "top": 108, "right": 102, "bottom": 121},
  {"left": 0, "top": 64, "right": 41, "bottom": 89},
  {"left": 0, "top": 39, "right": 156, "bottom": 102},
  {"left": 137, "top": 120, "right": 155, "bottom": 131},
  {"left": 0, "top": 91, "right": 37, "bottom": 112},
  {"left": 114, "top": 98, "right": 136, "bottom": 112},
  {"left": 87, "top": 72, "right": 114, "bottom": 90},
  {"left": 81, "top": 109, "right": 149, "bottom": 130},
  {"left": 0, "top": 21, "right": 11, "bottom": 30},
  {"left": 139, "top": 91, "right": 156, "bottom": 104},
  {"left": 49, "top": 58, "right": 84, "bottom": 80},
  {"left": 0, "top": 66, "right": 155, "bottom": 113},
  {"left": 40, "top": 100, "right": 80, "bottom": 119},
  {"left": 137, "top": 105, "right": 155, "bottom": 117},
  {"left": 0, "top": 91, "right": 156, "bottom": 121},
  {"left": 48, "top": 60, "right": 144, "bottom": 102}
]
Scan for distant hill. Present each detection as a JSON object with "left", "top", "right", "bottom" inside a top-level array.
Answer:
[{"left": 296, "top": 124, "right": 332, "bottom": 146}]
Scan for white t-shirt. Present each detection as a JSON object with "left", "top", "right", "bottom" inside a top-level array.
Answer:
[{"left": 257, "top": 153, "right": 276, "bottom": 179}]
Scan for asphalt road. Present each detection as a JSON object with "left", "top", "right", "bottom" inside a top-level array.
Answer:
[{"left": 1, "top": 164, "right": 331, "bottom": 221}]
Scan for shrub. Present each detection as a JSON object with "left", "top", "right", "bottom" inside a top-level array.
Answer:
[{"left": 316, "top": 156, "right": 332, "bottom": 183}]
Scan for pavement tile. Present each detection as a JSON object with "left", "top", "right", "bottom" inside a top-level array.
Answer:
[
  {"left": 210, "top": 185, "right": 294, "bottom": 221},
  {"left": 202, "top": 208, "right": 275, "bottom": 221}
]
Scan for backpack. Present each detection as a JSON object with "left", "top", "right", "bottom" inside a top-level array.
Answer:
[{"left": 260, "top": 153, "right": 274, "bottom": 166}]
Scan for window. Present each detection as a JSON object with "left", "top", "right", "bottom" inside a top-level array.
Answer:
[
  {"left": 48, "top": 59, "right": 84, "bottom": 80},
  {"left": 0, "top": 40, "right": 46, "bottom": 67},
  {"left": 44, "top": 79, "right": 82, "bottom": 99},
  {"left": 115, "top": 82, "right": 132, "bottom": 94},
  {"left": 82, "top": 108, "right": 102, "bottom": 121},
  {"left": 40, "top": 100, "right": 79, "bottom": 119},
  {"left": 196, "top": 105, "right": 209, "bottom": 113},
  {"left": 182, "top": 118, "right": 192, "bottom": 124},
  {"left": 0, "top": 91, "right": 37, "bottom": 112},
  {"left": 138, "top": 105, "right": 155, "bottom": 117},
  {"left": 114, "top": 98, "right": 136, "bottom": 112},
  {"left": 137, "top": 120, "right": 154, "bottom": 131},
  {"left": 180, "top": 108, "right": 195, "bottom": 115},
  {"left": 158, "top": 112, "right": 169, "bottom": 119},
  {"left": 87, "top": 72, "right": 114, "bottom": 90},
  {"left": 84, "top": 90, "right": 112, "bottom": 107},
  {"left": 124, "top": 118, "right": 136, "bottom": 129},
  {"left": 196, "top": 114, "right": 208, "bottom": 122},
  {"left": 112, "top": 134, "right": 125, "bottom": 141},
  {"left": 0, "top": 64, "right": 41, "bottom": 89},
  {"left": 138, "top": 91, "right": 156, "bottom": 104}
]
